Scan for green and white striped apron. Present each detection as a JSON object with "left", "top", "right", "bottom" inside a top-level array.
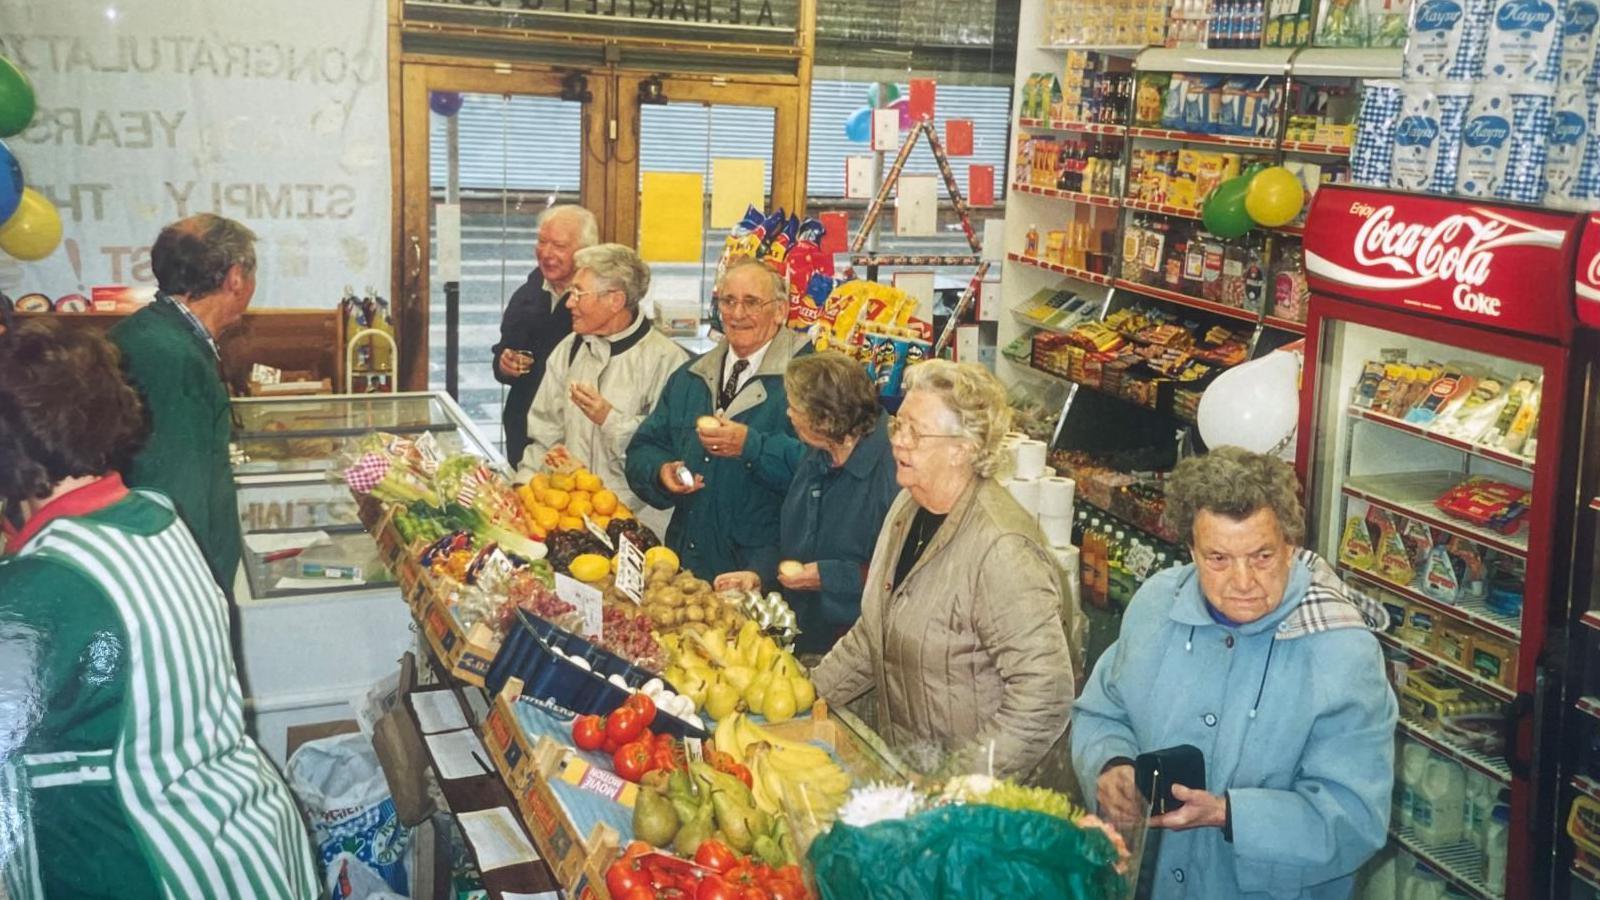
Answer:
[{"left": 5, "top": 491, "right": 319, "bottom": 899}]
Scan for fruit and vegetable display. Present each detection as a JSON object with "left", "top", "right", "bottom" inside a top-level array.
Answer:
[{"left": 660, "top": 621, "right": 817, "bottom": 724}]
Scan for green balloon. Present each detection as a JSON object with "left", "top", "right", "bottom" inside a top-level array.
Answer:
[
  {"left": 1202, "top": 175, "right": 1254, "bottom": 239},
  {"left": 0, "top": 57, "right": 35, "bottom": 138},
  {"left": 867, "top": 82, "right": 901, "bottom": 109}
]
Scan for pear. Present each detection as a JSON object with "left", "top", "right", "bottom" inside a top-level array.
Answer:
[
  {"left": 763, "top": 676, "right": 798, "bottom": 723},
  {"left": 790, "top": 675, "right": 816, "bottom": 712},
  {"left": 752, "top": 833, "right": 787, "bottom": 867},
  {"left": 632, "top": 781, "right": 681, "bottom": 847},
  {"left": 722, "top": 665, "right": 757, "bottom": 694},
  {"left": 711, "top": 789, "right": 757, "bottom": 852},
  {"left": 755, "top": 636, "right": 780, "bottom": 673},
  {"left": 705, "top": 681, "right": 742, "bottom": 721},
  {"left": 673, "top": 801, "right": 715, "bottom": 858},
  {"left": 744, "top": 670, "right": 775, "bottom": 716}
]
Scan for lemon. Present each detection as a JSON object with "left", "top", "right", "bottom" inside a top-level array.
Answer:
[
  {"left": 592, "top": 489, "right": 619, "bottom": 516},
  {"left": 569, "top": 553, "right": 611, "bottom": 582},
  {"left": 532, "top": 506, "right": 560, "bottom": 532},
  {"left": 643, "top": 546, "right": 680, "bottom": 574},
  {"left": 575, "top": 469, "right": 603, "bottom": 492}
]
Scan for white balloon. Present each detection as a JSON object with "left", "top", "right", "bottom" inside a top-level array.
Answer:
[{"left": 1196, "top": 351, "right": 1301, "bottom": 454}]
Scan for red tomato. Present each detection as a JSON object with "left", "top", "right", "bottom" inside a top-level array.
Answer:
[
  {"left": 764, "top": 882, "right": 804, "bottom": 900},
  {"left": 728, "top": 762, "right": 753, "bottom": 790},
  {"left": 624, "top": 692, "right": 658, "bottom": 728},
  {"left": 607, "top": 860, "right": 649, "bottom": 897},
  {"left": 619, "top": 886, "right": 656, "bottom": 900},
  {"left": 623, "top": 840, "right": 653, "bottom": 860},
  {"left": 573, "top": 715, "right": 606, "bottom": 751},
  {"left": 613, "top": 740, "right": 653, "bottom": 782},
  {"left": 607, "top": 707, "right": 645, "bottom": 744},
  {"left": 740, "top": 887, "right": 769, "bottom": 900},
  {"left": 651, "top": 743, "right": 679, "bottom": 774},
  {"left": 696, "top": 875, "right": 739, "bottom": 900},
  {"left": 693, "top": 838, "right": 737, "bottom": 874}
]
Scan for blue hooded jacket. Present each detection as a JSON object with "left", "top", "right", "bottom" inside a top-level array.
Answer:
[{"left": 1071, "top": 551, "right": 1398, "bottom": 899}]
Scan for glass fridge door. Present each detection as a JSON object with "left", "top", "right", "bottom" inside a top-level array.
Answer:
[
  {"left": 1307, "top": 316, "right": 1540, "bottom": 898},
  {"left": 231, "top": 391, "right": 501, "bottom": 476},
  {"left": 236, "top": 477, "right": 396, "bottom": 600}
]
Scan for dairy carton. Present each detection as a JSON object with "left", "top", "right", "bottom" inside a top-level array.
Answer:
[
  {"left": 1353, "top": 79, "right": 1406, "bottom": 185},
  {"left": 1483, "top": 0, "right": 1566, "bottom": 84},
  {"left": 1544, "top": 86, "right": 1590, "bottom": 206},
  {"left": 1406, "top": 0, "right": 1494, "bottom": 79},
  {"left": 1394, "top": 82, "right": 1448, "bottom": 190},
  {"left": 1559, "top": 0, "right": 1600, "bottom": 86},
  {"left": 1499, "top": 87, "right": 1557, "bottom": 201},
  {"left": 1458, "top": 84, "right": 1517, "bottom": 195}
]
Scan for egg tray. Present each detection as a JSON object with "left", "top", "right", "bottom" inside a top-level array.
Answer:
[{"left": 485, "top": 609, "right": 709, "bottom": 741}]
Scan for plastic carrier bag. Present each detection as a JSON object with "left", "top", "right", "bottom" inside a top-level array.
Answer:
[
  {"left": 287, "top": 732, "right": 411, "bottom": 897},
  {"left": 807, "top": 804, "right": 1125, "bottom": 900}
]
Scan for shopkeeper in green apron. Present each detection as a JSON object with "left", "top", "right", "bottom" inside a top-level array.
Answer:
[{"left": 0, "top": 321, "right": 318, "bottom": 900}]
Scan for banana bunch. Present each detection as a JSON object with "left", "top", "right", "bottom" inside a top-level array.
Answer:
[
  {"left": 660, "top": 621, "right": 816, "bottom": 723},
  {"left": 714, "top": 714, "right": 852, "bottom": 818}
]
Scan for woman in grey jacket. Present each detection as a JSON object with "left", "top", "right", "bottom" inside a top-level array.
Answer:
[{"left": 812, "top": 360, "right": 1083, "bottom": 781}]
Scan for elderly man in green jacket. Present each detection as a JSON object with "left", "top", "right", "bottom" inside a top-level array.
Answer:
[
  {"left": 625, "top": 259, "right": 808, "bottom": 583},
  {"left": 111, "top": 214, "right": 256, "bottom": 601}
]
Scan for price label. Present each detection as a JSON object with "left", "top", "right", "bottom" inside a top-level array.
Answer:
[
  {"left": 554, "top": 573, "right": 604, "bottom": 639},
  {"left": 414, "top": 431, "right": 444, "bottom": 472},
  {"left": 584, "top": 514, "right": 616, "bottom": 552},
  {"left": 615, "top": 534, "right": 645, "bottom": 605},
  {"left": 1125, "top": 541, "right": 1157, "bottom": 581},
  {"left": 683, "top": 736, "right": 705, "bottom": 762}
]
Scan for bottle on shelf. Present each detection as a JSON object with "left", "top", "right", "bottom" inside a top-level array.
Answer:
[
  {"left": 1025, "top": 223, "right": 1041, "bottom": 258},
  {"left": 1244, "top": 241, "right": 1267, "bottom": 313},
  {"left": 1484, "top": 805, "right": 1508, "bottom": 890},
  {"left": 1081, "top": 516, "right": 1105, "bottom": 609}
]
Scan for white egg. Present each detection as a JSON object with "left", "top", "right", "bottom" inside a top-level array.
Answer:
[
  {"left": 570, "top": 657, "right": 592, "bottom": 672},
  {"left": 684, "top": 713, "right": 704, "bottom": 730},
  {"left": 642, "top": 678, "right": 665, "bottom": 697},
  {"left": 609, "top": 674, "right": 630, "bottom": 690},
  {"left": 672, "top": 695, "right": 696, "bottom": 718}
]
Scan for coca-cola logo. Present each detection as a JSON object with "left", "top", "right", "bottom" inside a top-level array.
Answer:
[
  {"left": 1587, "top": 247, "right": 1600, "bottom": 287},
  {"left": 1566, "top": 0, "right": 1600, "bottom": 35},
  {"left": 1497, "top": 0, "right": 1556, "bottom": 30},
  {"left": 1353, "top": 206, "right": 1505, "bottom": 289},
  {"left": 1462, "top": 115, "right": 1512, "bottom": 147},
  {"left": 1396, "top": 116, "right": 1441, "bottom": 147},
  {"left": 1552, "top": 111, "right": 1588, "bottom": 145},
  {"left": 1416, "top": 0, "right": 1465, "bottom": 30}
]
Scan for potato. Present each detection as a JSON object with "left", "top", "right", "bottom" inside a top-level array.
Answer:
[
  {"left": 685, "top": 604, "right": 706, "bottom": 623},
  {"left": 697, "top": 415, "right": 721, "bottom": 431},
  {"left": 779, "top": 560, "right": 804, "bottom": 579}
]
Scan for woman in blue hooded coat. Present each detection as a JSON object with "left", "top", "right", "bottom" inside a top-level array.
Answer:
[{"left": 1071, "top": 447, "right": 1398, "bottom": 899}]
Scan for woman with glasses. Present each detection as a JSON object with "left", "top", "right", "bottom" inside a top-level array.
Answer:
[
  {"left": 812, "top": 360, "right": 1082, "bottom": 783},
  {"left": 625, "top": 259, "right": 808, "bottom": 585},
  {"left": 712, "top": 352, "right": 900, "bottom": 656}
]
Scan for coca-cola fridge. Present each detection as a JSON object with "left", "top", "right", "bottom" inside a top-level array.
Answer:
[{"left": 1296, "top": 184, "right": 1589, "bottom": 900}]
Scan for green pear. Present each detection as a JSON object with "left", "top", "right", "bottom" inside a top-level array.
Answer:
[
  {"left": 763, "top": 675, "right": 798, "bottom": 723},
  {"left": 673, "top": 801, "right": 715, "bottom": 858},
  {"left": 632, "top": 782, "right": 680, "bottom": 847},
  {"left": 790, "top": 675, "right": 816, "bottom": 712},
  {"left": 722, "top": 665, "right": 757, "bottom": 694},
  {"left": 745, "top": 670, "right": 775, "bottom": 715},
  {"left": 705, "top": 681, "right": 742, "bottom": 721}
]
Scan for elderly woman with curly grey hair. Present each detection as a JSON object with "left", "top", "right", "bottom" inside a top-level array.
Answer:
[
  {"left": 516, "top": 242, "right": 687, "bottom": 536},
  {"left": 812, "top": 360, "right": 1082, "bottom": 782},
  {"left": 1071, "top": 447, "right": 1397, "bottom": 900}
]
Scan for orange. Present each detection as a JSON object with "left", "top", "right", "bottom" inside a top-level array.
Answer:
[
  {"left": 592, "top": 489, "right": 619, "bottom": 516},
  {"left": 550, "top": 472, "right": 576, "bottom": 491},
  {"left": 532, "top": 506, "right": 560, "bottom": 532},
  {"left": 542, "top": 489, "right": 571, "bottom": 511},
  {"left": 531, "top": 473, "right": 551, "bottom": 493},
  {"left": 567, "top": 497, "right": 594, "bottom": 520},
  {"left": 575, "top": 469, "right": 603, "bottom": 492},
  {"left": 593, "top": 514, "right": 612, "bottom": 531},
  {"left": 569, "top": 490, "right": 592, "bottom": 505},
  {"left": 558, "top": 515, "right": 584, "bottom": 531},
  {"left": 613, "top": 504, "right": 634, "bottom": 520}
]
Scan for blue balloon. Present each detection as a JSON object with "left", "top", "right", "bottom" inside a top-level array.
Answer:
[
  {"left": 430, "top": 91, "right": 464, "bottom": 117},
  {"left": 844, "top": 106, "right": 872, "bottom": 143},
  {"left": 0, "top": 140, "right": 21, "bottom": 224}
]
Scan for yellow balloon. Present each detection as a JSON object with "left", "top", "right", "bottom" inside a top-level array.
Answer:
[
  {"left": 0, "top": 187, "right": 61, "bottom": 261},
  {"left": 1244, "top": 167, "right": 1306, "bottom": 228}
]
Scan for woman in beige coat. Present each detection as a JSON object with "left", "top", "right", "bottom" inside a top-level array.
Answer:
[{"left": 812, "top": 360, "right": 1081, "bottom": 781}]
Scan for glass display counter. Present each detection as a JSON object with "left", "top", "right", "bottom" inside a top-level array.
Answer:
[{"left": 229, "top": 391, "right": 501, "bottom": 764}]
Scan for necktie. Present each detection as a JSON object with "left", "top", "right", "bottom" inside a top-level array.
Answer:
[{"left": 719, "top": 358, "right": 749, "bottom": 411}]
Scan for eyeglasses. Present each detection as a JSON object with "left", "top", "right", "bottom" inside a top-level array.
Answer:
[
  {"left": 569, "top": 287, "right": 615, "bottom": 303},
  {"left": 716, "top": 295, "right": 776, "bottom": 314},
  {"left": 888, "top": 415, "right": 965, "bottom": 448}
]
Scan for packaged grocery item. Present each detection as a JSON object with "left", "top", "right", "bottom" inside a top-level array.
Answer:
[
  {"left": 1450, "top": 537, "right": 1491, "bottom": 601},
  {"left": 1341, "top": 514, "right": 1379, "bottom": 569},
  {"left": 1435, "top": 621, "right": 1475, "bottom": 666},
  {"left": 1352, "top": 80, "right": 1405, "bottom": 186},
  {"left": 1482, "top": 0, "right": 1564, "bottom": 85},
  {"left": 1405, "top": 0, "right": 1493, "bottom": 80},
  {"left": 1378, "top": 517, "right": 1418, "bottom": 584},
  {"left": 1395, "top": 81, "right": 1453, "bottom": 191},
  {"left": 1401, "top": 518, "right": 1436, "bottom": 567},
  {"left": 1434, "top": 477, "right": 1531, "bottom": 533},
  {"left": 1498, "top": 87, "right": 1557, "bottom": 203},
  {"left": 1482, "top": 375, "right": 1538, "bottom": 447},
  {"left": 1471, "top": 633, "right": 1518, "bottom": 686},
  {"left": 1457, "top": 85, "right": 1515, "bottom": 196},
  {"left": 1372, "top": 0, "right": 1417, "bottom": 46},
  {"left": 1407, "top": 367, "right": 1473, "bottom": 424},
  {"left": 1546, "top": 88, "right": 1594, "bottom": 210},
  {"left": 1353, "top": 360, "right": 1387, "bottom": 407},
  {"left": 1432, "top": 375, "right": 1507, "bottom": 439},
  {"left": 1561, "top": 0, "right": 1600, "bottom": 87},
  {"left": 1415, "top": 756, "right": 1467, "bottom": 845},
  {"left": 1497, "top": 376, "right": 1541, "bottom": 452},
  {"left": 1421, "top": 543, "right": 1462, "bottom": 603}
]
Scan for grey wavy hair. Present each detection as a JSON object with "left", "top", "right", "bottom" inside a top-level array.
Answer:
[
  {"left": 538, "top": 204, "right": 599, "bottom": 248},
  {"left": 901, "top": 359, "right": 1012, "bottom": 478},
  {"left": 574, "top": 243, "right": 652, "bottom": 313},
  {"left": 1163, "top": 446, "right": 1306, "bottom": 547},
  {"left": 151, "top": 214, "right": 257, "bottom": 299}
]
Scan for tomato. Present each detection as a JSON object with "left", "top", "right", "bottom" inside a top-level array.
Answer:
[
  {"left": 740, "top": 887, "right": 769, "bottom": 900},
  {"left": 728, "top": 762, "right": 753, "bottom": 790},
  {"left": 693, "top": 838, "right": 737, "bottom": 874},
  {"left": 619, "top": 886, "right": 656, "bottom": 900},
  {"left": 607, "top": 859, "right": 649, "bottom": 897},
  {"left": 613, "top": 740, "right": 653, "bottom": 782},
  {"left": 764, "top": 882, "right": 804, "bottom": 900},
  {"left": 607, "top": 707, "right": 645, "bottom": 744},
  {"left": 696, "top": 875, "right": 739, "bottom": 900},
  {"left": 624, "top": 692, "right": 658, "bottom": 728},
  {"left": 573, "top": 715, "right": 607, "bottom": 751},
  {"left": 623, "top": 840, "right": 653, "bottom": 860}
]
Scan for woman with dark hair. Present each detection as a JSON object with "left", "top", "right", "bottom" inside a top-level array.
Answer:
[
  {"left": 0, "top": 321, "right": 318, "bottom": 899},
  {"left": 712, "top": 352, "right": 900, "bottom": 654}
]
